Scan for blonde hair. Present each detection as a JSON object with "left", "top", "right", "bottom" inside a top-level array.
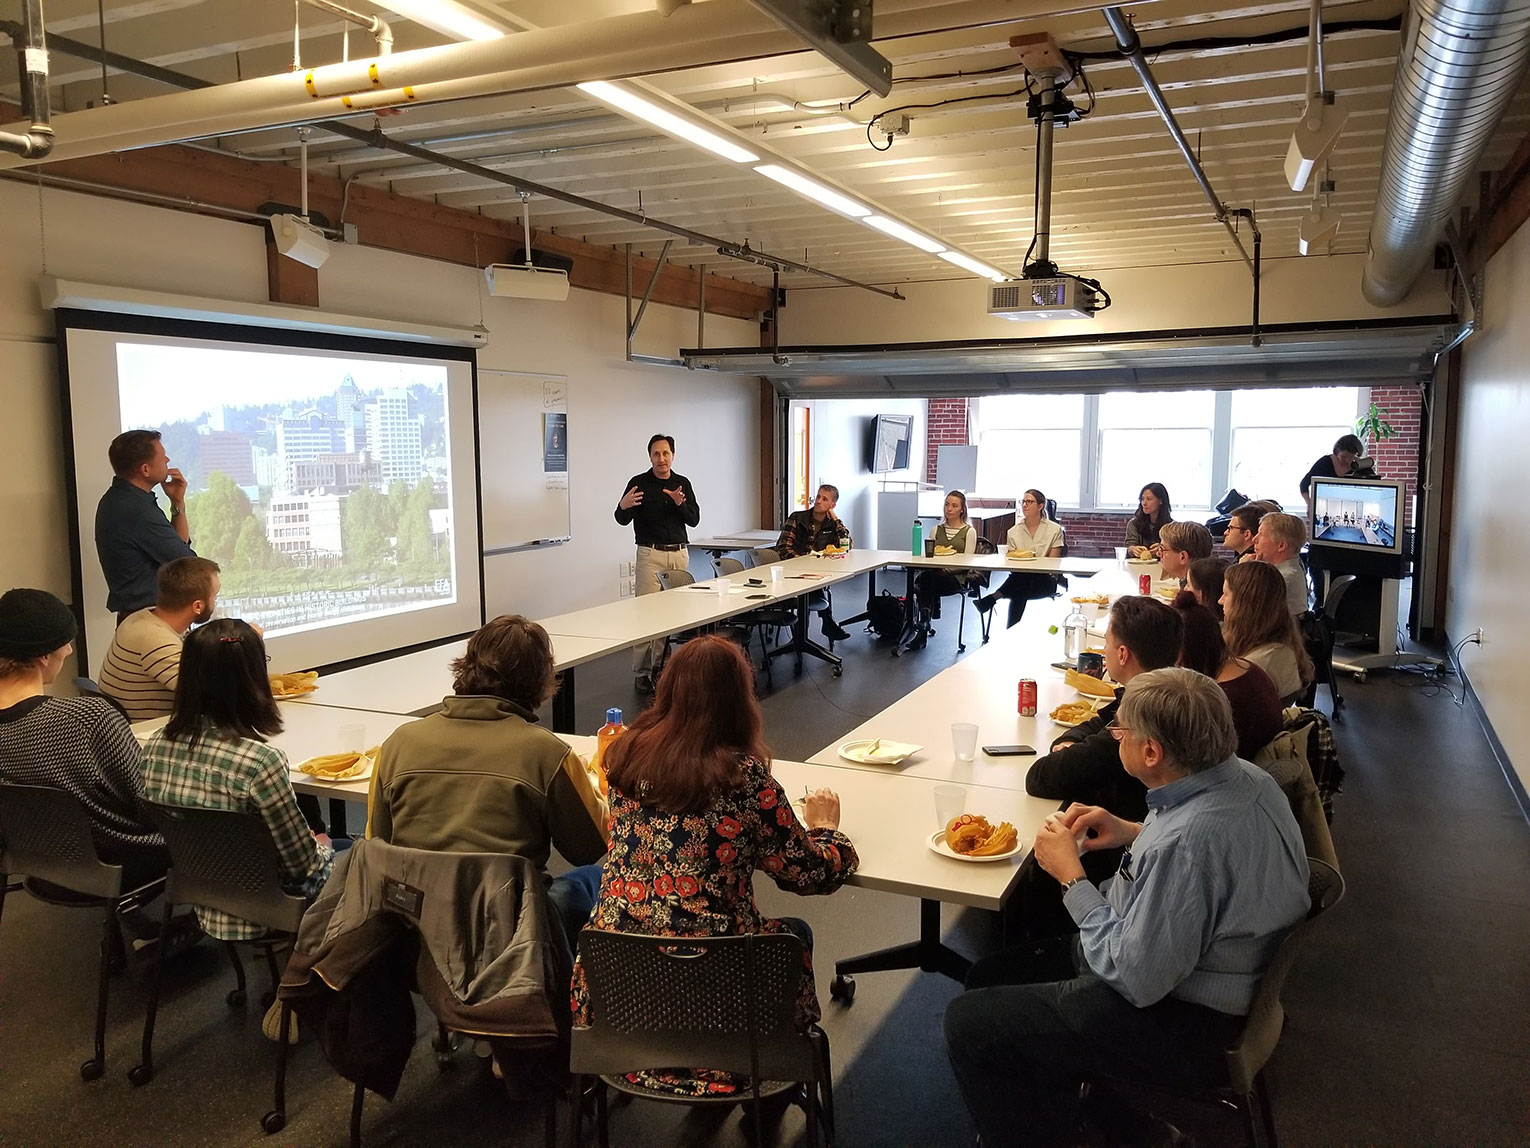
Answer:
[
  {"left": 1258, "top": 512, "right": 1307, "bottom": 550},
  {"left": 1159, "top": 521, "right": 1213, "bottom": 560}
]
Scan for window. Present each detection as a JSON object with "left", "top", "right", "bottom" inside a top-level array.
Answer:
[
  {"left": 973, "top": 386, "right": 1363, "bottom": 513},
  {"left": 1097, "top": 391, "right": 1215, "bottom": 510},
  {"left": 974, "top": 394, "right": 1085, "bottom": 505},
  {"left": 1229, "top": 388, "right": 1362, "bottom": 510}
]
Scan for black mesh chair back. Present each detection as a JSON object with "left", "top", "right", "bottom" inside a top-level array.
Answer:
[
  {"left": 0, "top": 783, "right": 123, "bottom": 900},
  {"left": 145, "top": 802, "right": 308, "bottom": 935},
  {"left": 573, "top": 931, "right": 816, "bottom": 1084},
  {"left": 73, "top": 677, "right": 130, "bottom": 720}
]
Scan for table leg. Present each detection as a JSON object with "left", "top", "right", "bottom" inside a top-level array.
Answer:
[
  {"left": 327, "top": 799, "right": 349, "bottom": 837},
  {"left": 552, "top": 667, "right": 578, "bottom": 734},
  {"left": 894, "top": 566, "right": 929, "bottom": 655},
  {"left": 765, "top": 594, "right": 843, "bottom": 676},
  {"left": 830, "top": 897, "right": 971, "bottom": 999}
]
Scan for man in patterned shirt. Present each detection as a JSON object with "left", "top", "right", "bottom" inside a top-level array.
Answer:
[
  {"left": 772, "top": 483, "right": 853, "bottom": 641},
  {"left": 100, "top": 556, "right": 221, "bottom": 722}
]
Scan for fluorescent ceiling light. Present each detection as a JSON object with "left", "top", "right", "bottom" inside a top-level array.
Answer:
[
  {"left": 940, "top": 250, "right": 1008, "bottom": 281},
  {"left": 579, "top": 81, "right": 760, "bottom": 164},
  {"left": 864, "top": 214, "right": 945, "bottom": 254},
  {"left": 754, "top": 164, "right": 870, "bottom": 217},
  {"left": 383, "top": 0, "right": 509, "bottom": 41}
]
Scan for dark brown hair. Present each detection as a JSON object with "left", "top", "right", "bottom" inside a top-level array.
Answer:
[
  {"left": 1132, "top": 482, "right": 1173, "bottom": 540},
  {"left": 1171, "top": 589, "right": 1226, "bottom": 677},
  {"left": 943, "top": 489, "right": 969, "bottom": 523},
  {"left": 1023, "top": 489, "right": 1051, "bottom": 519},
  {"left": 1107, "top": 595, "right": 1183, "bottom": 672},
  {"left": 163, "top": 618, "right": 281, "bottom": 748},
  {"left": 604, "top": 635, "right": 770, "bottom": 814},
  {"left": 157, "top": 556, "right": 221, "bottom": 612},
  {"left": 1187, "top": 557, "right": 1227, "bottom": 616},
  {"left": 450, "top": 614, "right": 558, "bottom": 709},
  {"left": 108, "top": 429, "right": 163, "bottom": 478},
  {"left": 1222, "top": 562, "right": 1313, "bottom": 681}
]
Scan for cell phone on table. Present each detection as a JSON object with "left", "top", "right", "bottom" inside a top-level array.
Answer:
[{"left": 981, "top": 744, "right": 1036, "bottom": 756}]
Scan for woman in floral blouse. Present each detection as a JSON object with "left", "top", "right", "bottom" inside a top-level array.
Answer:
[{"left": 570, "top": 635, "right": 858, "bottom": 1096}]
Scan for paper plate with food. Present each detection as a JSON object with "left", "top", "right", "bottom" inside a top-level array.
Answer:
[
  {"left": 838, "top": 738, "right": 921, "bottom": 765},
  {"left": 1125, "top": 556, "right": 1157, "bottom": 565},
  {"left": 1049, "top": 698, "right": 1107, "bottom": 728},
  {"left": 815, "top": 544, "right": 848, "bottom": 558},
  {"left": 1005, "top": 549, "right": 1037, "bottom": 561},
  {"left": 929, "top": 814, "right": 1023, "bottom": 862},
  {"left": 296, "top": 748, "right": 378, "bottom": 783},
  {"left": 932, "top": 544, "right": 957, "bottom": 556},
  {"left": 1070, "top": 593, "right": 1110, "bottom": 606},
  {"left": 269, "top": 671, "right": 319, "bottom": 697},
  {"left": 1065, "top": 668, "right": 1117, "bottom": 700}
]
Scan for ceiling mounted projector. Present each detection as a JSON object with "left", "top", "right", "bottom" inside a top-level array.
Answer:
[
  {"left": 484, "top": 263, "right": 571, "bottom": 301},
  {"left": 988, "top": 278, "right": 1098, "bottom": 321},
  {"left": 1298, "top": 203, "right": 1342, "bottom": 255},
  {"left": 270, "top": 213, "right": 330, "bottom": 269},
  {"left": 1285, "top": 98, "right": 1348, "bottom": 192}
]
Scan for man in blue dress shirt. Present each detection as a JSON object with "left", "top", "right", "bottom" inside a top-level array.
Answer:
[
  {"left": 95, "top": 430, "right": 195, "bottom": 622},
  {"left": 946, "top": 667, "right": 1310, "bottom": 1148}
]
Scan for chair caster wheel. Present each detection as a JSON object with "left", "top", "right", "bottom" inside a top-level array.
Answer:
[
  {"left": 80, "top": 1058, "right": 104, "bottom": 1081},
  {"left": 832, "top": 665, "right": 843, "bottom": 677},
  {"left": 829, "top": 974, "right": 855, "bottom": 1003},
  {"left": 227, "top": 988, "right": 246, "bottom": 1008},
  {"left": 891, "top": 648, "right": 902, "bottom": 658},
  {"left": 128, "top": 1063, "right": 154, "bottom": 1087},
  {"left": 261, "top": 1110, "right": 286, "bottom": 1135}
]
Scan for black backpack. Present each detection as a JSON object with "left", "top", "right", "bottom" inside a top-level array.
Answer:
[{"left": 865, "top": 590, "right": 906, "bottom": 640}]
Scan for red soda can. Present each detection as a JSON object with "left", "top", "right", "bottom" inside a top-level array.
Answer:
[
  {"left": 1139, "top": 573, "right": 1152, "bottom": 595},
  {"left": 1018, "top": 678, "right": 1038, "bottom": 716}
]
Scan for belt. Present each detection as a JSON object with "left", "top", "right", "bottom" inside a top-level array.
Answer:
[{"left": 639, "top": 542, "right": 686, "bottom": 551}]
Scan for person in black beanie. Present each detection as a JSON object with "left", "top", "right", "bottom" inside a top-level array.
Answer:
[{"left": 0, "top": 589, "right": 171, "bottom": 897}]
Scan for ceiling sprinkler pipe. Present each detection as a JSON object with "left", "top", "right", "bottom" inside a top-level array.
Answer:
[{"left": 0, "top": 0, "right": 54, "bottom": 159}]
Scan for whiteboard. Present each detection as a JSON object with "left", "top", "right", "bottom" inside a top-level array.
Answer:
[{"left": 478, "top": 370, "right": 572, "bottom": 552}]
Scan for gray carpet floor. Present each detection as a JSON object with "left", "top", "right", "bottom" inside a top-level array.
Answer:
[{"left": 1, "top": 578, "right": 1526, "bottom": 1147}]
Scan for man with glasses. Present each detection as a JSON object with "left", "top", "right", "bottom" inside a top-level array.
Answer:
[{"left": 946, "top": 668, "right": 1310, "bottom": 1148}]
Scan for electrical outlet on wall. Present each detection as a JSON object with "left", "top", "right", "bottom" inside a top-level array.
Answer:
[
  {"left": 618, "top": 580, "right": 629, "bottom": 598},
  {"left": 628, "top": 578, "right": 636, "bottom": 596}
]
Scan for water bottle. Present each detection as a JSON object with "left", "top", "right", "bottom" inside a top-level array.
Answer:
[
  {"left": 590, "top": 707, "right": 627, "bottom": 796},
  {"left": 1062, "top": 604, "right": 1088, "bottom": 667},
  {"left": 911, "top": 518, "right": 923, "bottom": 557}
]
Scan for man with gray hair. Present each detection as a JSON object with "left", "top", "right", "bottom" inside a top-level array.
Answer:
[
  {"left": 946, "top": 667, "right": 1310, "bottom": 1148},
  {"left": 1253, "top": 511, "right": 1311, "bottom": 615}
]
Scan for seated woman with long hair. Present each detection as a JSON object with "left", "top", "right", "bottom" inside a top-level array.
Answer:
[
  {"left": 571, "top": 635, "right": 858, "bottom": 1096},
  {"left": 140, "top": 619, "right": 334, "bottom": 944},
  {"left": 1187, "top": 556, "right": 1228, "bottom": 617},
  {"left": 914, "top": 489, "right": 981, "bottom": 632},
  {"left": 975, "top": 488, "right": 1066, "bottom": 629},
  {"left": 1171, "top": 590, "right": 1284, "bottom": 759},
  {"left": 1126, "top": 482, "right": 1172, "bottom": 558},
  {"left": 1219, "top": 562, "right": 1314, "bottom": 703}
]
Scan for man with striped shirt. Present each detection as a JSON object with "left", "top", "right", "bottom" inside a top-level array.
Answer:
[{"left": 99, "top": 557, "right": 220, "bottom": 721}]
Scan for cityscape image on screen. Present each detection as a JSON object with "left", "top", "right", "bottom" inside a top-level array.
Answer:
[
  {"left": 116, "top": 341, "right": 456, "bottom": 636},
  {"left": 1312, "top": 482, "right": 1397, "bottom": 549}
]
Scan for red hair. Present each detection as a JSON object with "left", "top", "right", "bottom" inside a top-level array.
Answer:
[{"left": 603, "top": 636, "right": 771, "bottom": 814}]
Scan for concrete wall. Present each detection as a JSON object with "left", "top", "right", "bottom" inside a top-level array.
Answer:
[{"left": 0, "top": 180, "right": 760, "bottom": 639}]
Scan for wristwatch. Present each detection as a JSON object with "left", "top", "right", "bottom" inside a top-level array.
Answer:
[
  {"left": 1060, "top": 876, "right": 1088, "bottom": 894},
  {"left": 169, "top": 504, "right": 184, "bottom": 518}
]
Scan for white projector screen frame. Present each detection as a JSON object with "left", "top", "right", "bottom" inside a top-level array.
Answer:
[{"left": 58, "top": 309, "right": 485, "bottom": 678}]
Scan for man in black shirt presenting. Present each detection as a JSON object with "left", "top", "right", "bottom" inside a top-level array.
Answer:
[
  {"left": 614, "top": 434, "right": 700, "bottom": 693},
  {"left": 95, "top": 430, "right": 195, "bottom": 623},
  {"left": 1300, "top": 433, "right": 1363, "bottom": 514}
]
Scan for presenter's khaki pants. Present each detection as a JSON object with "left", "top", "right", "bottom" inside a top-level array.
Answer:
[{"left": 633, "top": 545, "right": 690, "bottom": 674}]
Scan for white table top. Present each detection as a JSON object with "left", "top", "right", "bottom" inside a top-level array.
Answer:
[
  {"left": 690, "top": 530, "right": 780, "bottom": 550},
  {"left": 897, "top": 552, "right": 1123, "bottom": 577}
]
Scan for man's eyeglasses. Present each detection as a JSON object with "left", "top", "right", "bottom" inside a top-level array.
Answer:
[{"left": 1108, "top": 722, "right": 1129, "bottom": 741}]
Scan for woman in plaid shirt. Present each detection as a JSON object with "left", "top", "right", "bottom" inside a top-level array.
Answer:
[{"left": 140, "top": 619, "right": 333, "bottom": 942}]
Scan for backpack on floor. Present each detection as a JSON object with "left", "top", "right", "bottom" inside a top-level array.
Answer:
[{"left": 865, "top": 590, "right": 906, "bottom": 640}]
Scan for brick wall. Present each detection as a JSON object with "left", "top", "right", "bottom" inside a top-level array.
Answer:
[
  {"left": 1364, "top": 384, "right": 1422, "bottom": 528},
  {"left": 1055, "top": 510, "right": 1245, "bottom": 561},
  {"left": 925, "top": 397, "right": 970, "bottom": 484}
]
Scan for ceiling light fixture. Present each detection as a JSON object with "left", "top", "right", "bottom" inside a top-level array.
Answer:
[
  {"left": 579, "top": 81, "right": 761, "bottom": 164},
  {"left": 1297, "top": 175, "right": 1341, "bottom": 254},
  {"left": 863, "top": 214, "right": 945, "bottom": 254},
  {"left": 939, "top": 250, "right": 1008, "bottom": 281},
  {"left": 1284, "top": 0, "right": 1348, "bottom": 191},
  {"left": 381, "top": 0, "right": 509, "bottom": 41},
  {"left": 753, "top": 163, "right": 871, "bottom": 217}
]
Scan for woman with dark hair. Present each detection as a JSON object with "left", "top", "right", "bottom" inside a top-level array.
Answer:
[
  {"left": 1187, "top": 557, "right": 1228, "bottom": 617},
  {"left": 1170, "top": 591, "right": 1284, "bottom": 759},
  {"left": 1126, "top": 482, "right": 1172, "bottom": 558},
  {"left": 140, "top": 619, "right": 333, "bottom": 944},
  {"left": 368, "top": 614, "right": 608, "bottom": 947},
  {"left": 1220, "top": 563, "right": 1313, "bottom": 703},
  {"left": 976, "top": 488, "right": 1066, "bottom": 628},
  {"left": 571, "top": 635, "right": 858, "bottom": 1096},
  {"left": 915, "top": 490, "right": 981, "bottom": 626}
]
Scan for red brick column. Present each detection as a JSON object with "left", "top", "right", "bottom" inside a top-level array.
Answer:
[
  {"left": 925, "top": 398, "right": 970, "bottom": 484},
  {"left": 1364, "top": 384, "right": 1422, "bottom": 527}
]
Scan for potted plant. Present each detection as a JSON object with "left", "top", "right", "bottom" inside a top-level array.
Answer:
[{"left": 1356, "top": 402, "right": 1395, "bottom": 446}]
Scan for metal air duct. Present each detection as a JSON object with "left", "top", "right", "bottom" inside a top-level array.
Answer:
[{"left": 1362, "top": 0, "right": 1530, "bottom": 306}]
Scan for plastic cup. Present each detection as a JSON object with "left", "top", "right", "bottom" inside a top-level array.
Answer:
[
  {"left": 951, "top": 722, "right": 979, "bottom": 762},
  {"left": 934, "top": 784, "right": 968, "bottom": 830},
  {"left": 715, "top": 580, "right": 728, "bottom": 599},
  {"left": 770, "top": 566, "right": 784, "bottom": 587},
  {"left": 1114, "top": 547, "right": 1128, "bottom": 560},
  {"left": 338, "top": 723, "right": 366, "bottom": 753}
]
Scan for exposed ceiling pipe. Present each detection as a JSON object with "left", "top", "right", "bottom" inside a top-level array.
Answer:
[
  {"left": 0, "top": 0, "right": 53, "bottom": 159},
  {"left": 301, "top": 0, "right": 394, "bottom": 56},
  {"left": 12, "top": 28, "right": 901, "bottom": 300},
  {"left": 1102, "top": 7, "right": 1254, "bottom": 275},
  {"left": 1362, "top": 0, "right": 1530, "bottom": 306},
  {"left": 0, "top": 0, "right": 1101, "bottom": 170}
]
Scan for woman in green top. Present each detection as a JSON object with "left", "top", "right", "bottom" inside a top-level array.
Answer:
[{"left": 915, "top": 490, "right": 980, "bottom": 620}]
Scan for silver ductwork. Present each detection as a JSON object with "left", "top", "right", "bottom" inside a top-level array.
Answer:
[{"left": 1362, "top": 0, "right": 1530, "bottom": 306}]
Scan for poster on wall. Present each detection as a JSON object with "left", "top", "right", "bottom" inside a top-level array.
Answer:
[{"left": 542, "top": 411, "right": 568, "bottom": 473}]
